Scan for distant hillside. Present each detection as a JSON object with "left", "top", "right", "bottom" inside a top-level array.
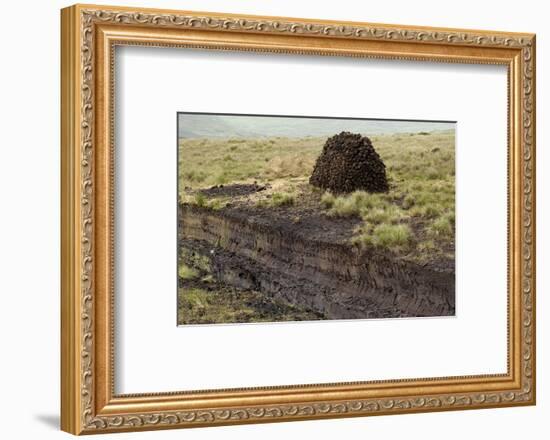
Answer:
[{"left": 178, "top": 113, "right": 455, "bottom": 139}]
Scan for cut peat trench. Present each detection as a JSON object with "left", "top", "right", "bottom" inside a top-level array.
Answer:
[{"left": 179, "top": 204, "right": 455, "bottom": 320}]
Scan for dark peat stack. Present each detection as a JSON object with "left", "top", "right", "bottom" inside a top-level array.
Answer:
[{"left": 309, "top": 131, "right": 389, "bottom": 193}]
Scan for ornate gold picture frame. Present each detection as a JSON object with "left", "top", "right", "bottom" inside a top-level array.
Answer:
[{"left": 61, "top": 4, "right": 536, "bottom": 435}]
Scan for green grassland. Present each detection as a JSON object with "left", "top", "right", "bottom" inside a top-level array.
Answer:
[{"left": 178, "top": 130, "right": 455, "bottom": 263}]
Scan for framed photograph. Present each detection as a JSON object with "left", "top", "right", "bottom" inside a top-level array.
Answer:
[
  {"left": 61, "top": 4, "right": 536, "bottom": 435},
  {"left": 177, "top": 113, "right": 456, "bottom": 324}
]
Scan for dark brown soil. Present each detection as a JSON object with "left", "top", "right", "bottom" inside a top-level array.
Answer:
[
  {"left": 199, "top": 183, "right": 268, "bottom": 198},
  {"left": 310, "top": 132, "right": 389, "bottom": 193}
]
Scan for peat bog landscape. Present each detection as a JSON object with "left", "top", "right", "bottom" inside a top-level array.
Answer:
[{"left": 177, "top": 115, "right": 456, "bottom": 325}]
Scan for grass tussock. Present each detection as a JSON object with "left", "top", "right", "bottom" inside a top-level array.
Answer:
[
  {"left": 178, "top": 264, "right": 199, "bottom": 280},
  {"left": 322, "top": 190, "right": 408, "bottom": 226},
  {"left": 324, "top": 191, "right": 383, "bottom": 217},
  {"left": 194, "top": 192, "right": 206, "bottom": 207},
  {"left": 257, "top": 192, "right": 295, "bottom": 208},
  {"left": 271, "top": 192, "right": 295, "bottom": 207},
  {"left": 353, "top": 223, "right": 412, "bottom": 251},
  {"left": 429, "top": 212, "right": 455, "bottom": 238},
  {"left": 188, "top": 192, "right": 228, "bottom": 210},
  {"left": 320, "top": 191, "right": 335, "bottom": 208}
]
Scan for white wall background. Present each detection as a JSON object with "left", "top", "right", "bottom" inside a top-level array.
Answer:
[{"left": 0, "top": 0, "right": 546, "bottom": 438}]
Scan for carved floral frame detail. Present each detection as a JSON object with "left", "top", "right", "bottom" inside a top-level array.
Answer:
[{"left": 61, "top": 4, "right": 535, "bottom": 435}]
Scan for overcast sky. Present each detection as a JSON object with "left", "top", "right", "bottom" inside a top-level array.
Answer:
[{"left": 178, "top": 113, "right": 455, "bottom": 139}]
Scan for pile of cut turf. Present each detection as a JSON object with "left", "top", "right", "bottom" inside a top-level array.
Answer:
[{"left": 309, "top": 131, "right": 389, "bottom": 193}]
